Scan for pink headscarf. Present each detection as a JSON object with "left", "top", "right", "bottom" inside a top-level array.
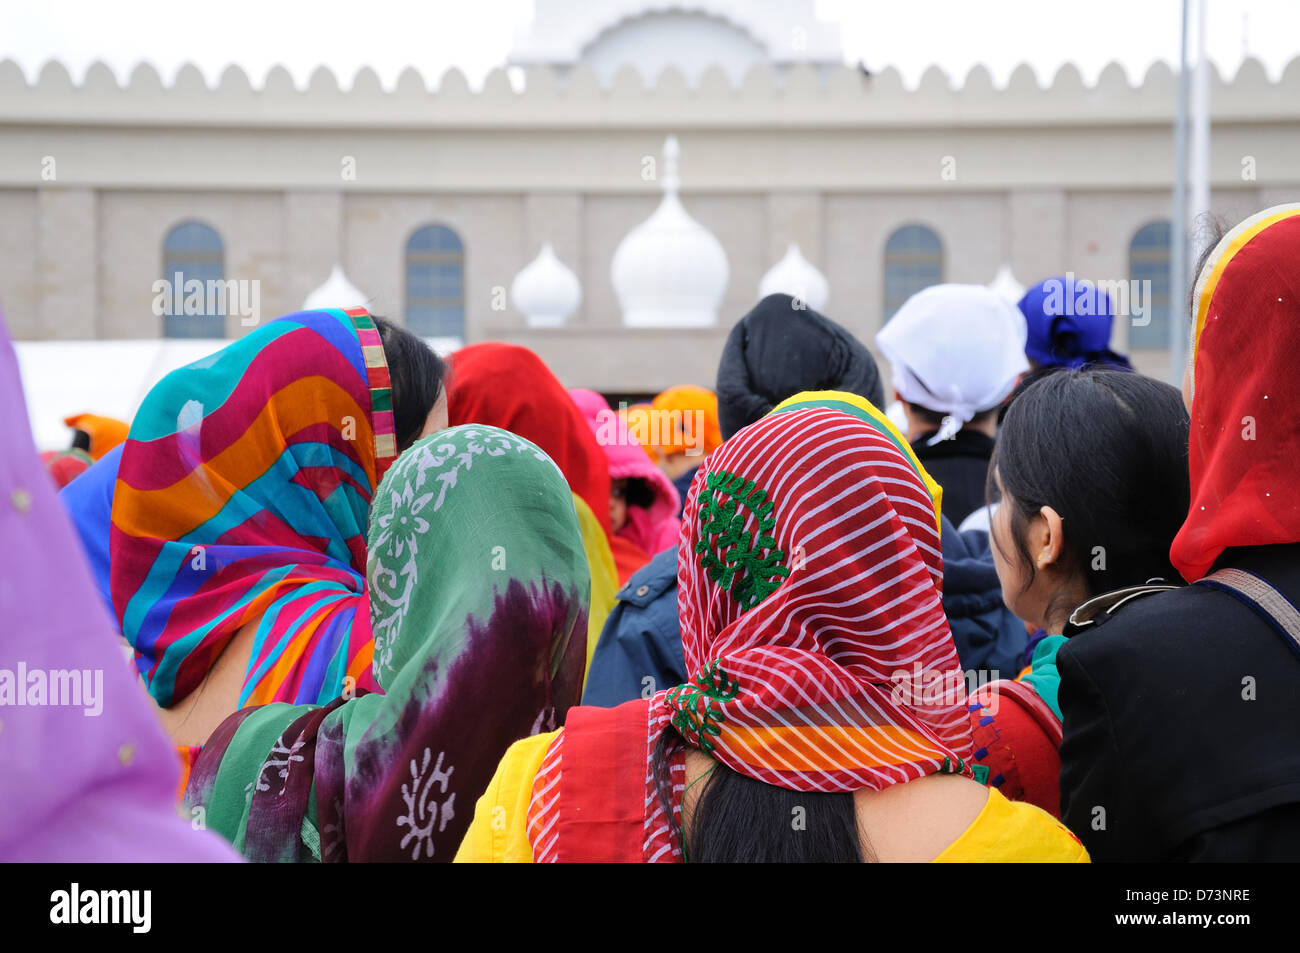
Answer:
[
  {"left": 0, "top": 313, "right": 237, "bottom": 861},
  {"left": 570, "top": 388, "right": 681, "bottom": 556}
]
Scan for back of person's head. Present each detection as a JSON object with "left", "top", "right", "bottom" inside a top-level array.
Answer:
[
  {"left": 715, "top": 293, "right": 885, "bottom": 439},
  {"left": 876, "top": 284, "right": 1029, "bottom": 443},
  {"left": 654, "top": 393, "right": 971, "bottom": 862},
  {"left": 651, "top": 385, "right": 723, "bottom": 458},
  {"left": 1017, "top": 276, "right": 1132, "bottom": 371},
  {"left": 448, "top": 342, "right": 613, "bottom": 533},
  {"left": 991, "top": 367, "right": 1190, "bottom": 624},
  {"left": 373, "top": 317, "right": 447, "bottom": 453},
  {"left": 1173, "top": 203, "right": 1300, "bottom": 581}
]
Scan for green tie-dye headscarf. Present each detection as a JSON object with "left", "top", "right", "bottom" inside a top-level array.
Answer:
[{"left": 185, "top": 425, "right": 590, "bottom": 861}]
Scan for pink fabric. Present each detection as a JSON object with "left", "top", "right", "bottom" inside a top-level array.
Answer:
[{"left": 570, "top": 389, "right": 681, "bottom": 557}]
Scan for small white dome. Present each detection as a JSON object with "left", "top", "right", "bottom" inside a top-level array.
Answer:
[
  {"left": 511, "top": 242, "right": 582, "bottom": 328},
  {"left": 987, "top": 265, "right": 1025, "bottom": 304},
  {"left": 304, "top": 265, "right": 369, "bottom": 311},
  {"left": 758, "top": 243, "right": 829, "bottom": 311},
  {"left": 611, "top": 135, "right": 729, "bottom": 328}
]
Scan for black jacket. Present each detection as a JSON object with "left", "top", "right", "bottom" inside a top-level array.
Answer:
[
  {"left": 1058, "top": 543, "right": 1300, "bottom": 861},
  {"left": 912, "top": 430, "right": 995, "bottom": 528}
]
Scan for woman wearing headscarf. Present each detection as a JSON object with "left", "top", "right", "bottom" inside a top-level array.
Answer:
[
  {"left": 876, "top": 284, "right": 1030, "bottom": 527},
  {"left": 448, "top": 343, "right": 619, "bottom": 674},
  {"left": 109, "top": 308, "right": 446, "bottom": 760},
  {"left": 569, "top": 387, "right": 680, "bottom": 584},
  {"left": 64, "top": 412, "right": 131, "bottom": 460},
  {"left": 1059, "top": 205, "right": 1300, "bottom": 861},
  {"left": 0, "top": 314, "right": 236, "bottom": 861},
  {"left": 1017, "top": 276, "right": 1132, "bottom": 371},
  {"left": 458, "top": 392, "right": 1086, "bottom": 862},
  {"left": 647, "top": 385, "right": 723, "bottom": 515},
  {"left": 184, "top": 425, "right": 589, "bottom": 861}
]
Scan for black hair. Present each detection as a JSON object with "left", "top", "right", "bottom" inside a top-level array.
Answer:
[
  {"left": 374, "top": 317, "right": 448, "bottom": 453},
  {"left": 623, "top": 477, "right": 655, "bottom": 510},
  {"left": 651, "top": 728, "right": 870, "bottom": 862},
  {"left": 70, "top": 428, "right": 91, "bottom": 453},
  {"left": 904, "top": 402, "right": 998, "bottom": 431},
  {"left": 989, "top": 367, "right": 1190, "bottom": 618}
]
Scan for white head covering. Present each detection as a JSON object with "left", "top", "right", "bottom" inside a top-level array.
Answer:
[{"left": 876, "top": 284, "right": 1029, "bottom": 445}]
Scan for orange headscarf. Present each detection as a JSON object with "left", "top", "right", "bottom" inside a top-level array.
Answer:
[
  {"left": 63, "top": 413, "right": 129, "bottom": 461},
  {"left": 650, "top": 385, "right": 722, "bottom": 458}
]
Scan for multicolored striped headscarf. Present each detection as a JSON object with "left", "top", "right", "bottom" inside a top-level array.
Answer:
[
  {"left": 657, "top": 390, "right": 971, "bottom": 792},
  {"left": 185, "top": 425, "right": 590, "bottom": 861},
  {"left": 111, "top": 308, "right": 398, "bottom": 709},
  {"left": 1173, "top": 204, "right": 1300, "bottom": 581}
]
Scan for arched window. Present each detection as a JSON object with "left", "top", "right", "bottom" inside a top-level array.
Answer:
[
  {"left": 406, "top": 225, "right": 465, "bottom": 338},
  {"left": 161, "top": 221, "right": 225, "bottom": 338},
  {"left": 883, "top": 225, "right": 943, "bottom": 323},
  {"left": 1128, "top": 221, "right": 1172, "bottom": 349}
]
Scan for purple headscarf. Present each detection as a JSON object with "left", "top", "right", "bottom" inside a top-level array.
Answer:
[{"left": 0, "top": 314, "right": 237, "bottom": 861}]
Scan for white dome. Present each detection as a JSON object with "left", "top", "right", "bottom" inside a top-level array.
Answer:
[
  {"left": 611, "top": 135, "right": 729, "bottom": 328},
  {"left": 304, "top": 265, "right": 369, "bottom": 311},
  {"left": 987, "top": 264, "right": 1025, "bottom": 304},
  {"left": 758, "top": 243, "right": 829, "bottom": 311},
  {"left": 511, "top": 242, "right": 582, "bottom": 327}
]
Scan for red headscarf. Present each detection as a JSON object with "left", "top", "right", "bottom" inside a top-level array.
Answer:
[
  {"left": 448, "top": 343, "right": 612, "bottom": 535},
  {"left": 526, "top": 392, "right": 974, "bottom": 862},
  {"left": 1172, "top": 204, "right": 1300, "bottom": 581},
  {"left": 664, "top": 393, "right": 973, "bottom": 792}
]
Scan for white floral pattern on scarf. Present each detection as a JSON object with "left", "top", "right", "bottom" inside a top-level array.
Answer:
[{"left": 366, "top": 427, "right": 558, "bottom": 676}]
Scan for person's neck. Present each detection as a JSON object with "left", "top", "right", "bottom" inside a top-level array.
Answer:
[{"left": 907, "top": 419, "right": 996, "bottom": 444}]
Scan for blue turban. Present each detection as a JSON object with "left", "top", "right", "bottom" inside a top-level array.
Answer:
[{"left": 1017, "top": 276, "right": 1132, "bottom": 370}]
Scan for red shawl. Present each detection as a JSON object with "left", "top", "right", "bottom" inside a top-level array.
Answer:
[
  {"left": 448, "top": 343, "right": 612, "bottom": 536},
  {"left": 1172, "top": 205, "right": 1300, "bottom": 581}
]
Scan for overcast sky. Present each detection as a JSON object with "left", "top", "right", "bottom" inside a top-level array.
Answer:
[{"left": 1, "top": 0, "right": 1297, "bottom": 90}]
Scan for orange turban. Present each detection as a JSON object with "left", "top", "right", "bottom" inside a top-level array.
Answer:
[
  {"left": 63, "top": 413, "right": 130, "bottom": 461},
  {"left": 651, "top": 385, "right": 722, "bottom": 457}
]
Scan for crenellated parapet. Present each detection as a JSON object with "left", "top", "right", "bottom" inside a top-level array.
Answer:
[{"left": 2, "top": 57, "right": 1298, "bottom": 129}]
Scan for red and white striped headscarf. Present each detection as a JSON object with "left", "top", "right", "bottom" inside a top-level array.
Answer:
[
  {"left": 527, "top": 392, "right": 975, "bottom": 861},
  {"left": 660, "top": 392, "right": 974, "bottom": 792}
]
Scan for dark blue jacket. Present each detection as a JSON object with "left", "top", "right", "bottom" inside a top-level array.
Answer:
[
  {"left": 938, "top": 517, "right": 1029, "bottom": 680},
  {"left": 582, "top": 548, "right": 684, "bottom": 706},
  {"left": 581, "top": 517, "right": 1027, "bottom": 707}
]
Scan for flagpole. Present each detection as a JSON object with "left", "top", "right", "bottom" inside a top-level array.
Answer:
[{"left": 1170, "top": 0, "right": 1192, "bottom": 383}]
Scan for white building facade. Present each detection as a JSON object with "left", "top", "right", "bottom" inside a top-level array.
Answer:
[{"left": 1, "top": 3, "right": 1298, "bottom": 390}]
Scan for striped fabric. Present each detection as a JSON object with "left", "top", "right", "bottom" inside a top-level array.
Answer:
[
  {"left": 527, "top": 391, "right": 975, "bottom": 860},
  {"left": 111, "top": 308, "right": 397, "bottom": 710}
]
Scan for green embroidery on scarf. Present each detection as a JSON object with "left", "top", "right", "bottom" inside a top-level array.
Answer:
[
  {"left": 940, "top": 755, "right": 969, "bottom": 775},
  {"left": 971, "top": 763, "right": 991, "bottom": 786},
  {"left": 667, "top": 660, "right": 741, "bottom": 755},
  {"left": 694, "top": 469, "right": 790, "bottom": 611}
]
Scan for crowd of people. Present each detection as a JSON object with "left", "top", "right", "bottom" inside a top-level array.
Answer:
[{"left": 3, "top": 202, "right": 1299, "bottom": 863}]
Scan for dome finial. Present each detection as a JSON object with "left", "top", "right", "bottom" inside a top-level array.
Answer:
[
  {"left": 662, "top": 134, "right": 680, "bottom": 195},
  {"left": 511, "top": 241, "right": 582, "bottom": 328},
  {"left": 611, "top": 132, "right": 729, "bottom": 328}
]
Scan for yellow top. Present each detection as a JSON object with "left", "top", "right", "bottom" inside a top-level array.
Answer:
[
  {"left": 455, "top": 732, "right": 1089, "bottom": 863},
  {"left": 570, "top": 494, "right": 619, "bottom": 679}
]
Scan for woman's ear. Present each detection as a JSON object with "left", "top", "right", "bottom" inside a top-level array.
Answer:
[{"left": 1036, "top": 505, "right": 1066, "bottom": 570}]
